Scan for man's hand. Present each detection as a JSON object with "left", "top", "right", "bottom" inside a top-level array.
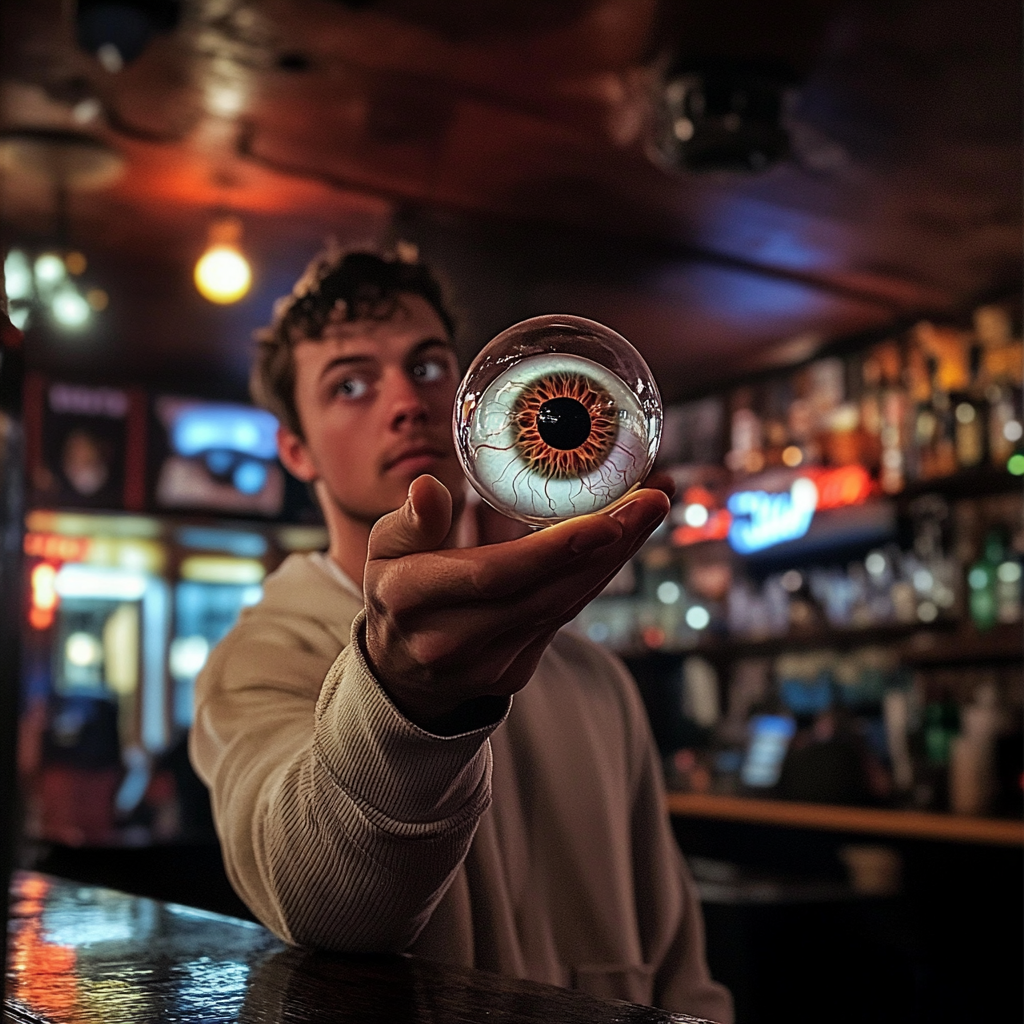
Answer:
[{"left": 362, "top": 474, "right": 671, "bottom": 732}]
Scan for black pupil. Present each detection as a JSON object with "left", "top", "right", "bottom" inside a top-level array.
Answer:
[{"left": 537, "top": 397, "right": 592, "bottom": 450}]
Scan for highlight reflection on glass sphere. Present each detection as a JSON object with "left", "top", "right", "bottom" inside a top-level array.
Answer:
[{"left": 453, "top": 315, "right": 663, "bottom": 526}]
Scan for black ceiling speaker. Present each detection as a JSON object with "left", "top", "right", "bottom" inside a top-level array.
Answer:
[
  {"left": 651, "top": 58, "right": 796, "bottom": 174},
  {"left": 76, "top": 1, "right": 181, "bottom": 69}
]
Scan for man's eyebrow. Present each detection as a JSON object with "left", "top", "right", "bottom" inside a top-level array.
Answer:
[
  {"left": 317, "top": 353, "right": 376, "bottom": 381},
  {"left": 410, "top": 337, "right": 457, "bottom": 357}
]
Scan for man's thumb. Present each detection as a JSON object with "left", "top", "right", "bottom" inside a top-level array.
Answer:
[{"left": 368, "top": 475, "right": 453, "bottom": 560}]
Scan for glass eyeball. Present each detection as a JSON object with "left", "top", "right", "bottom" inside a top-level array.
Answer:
[{"left": 453, "top": 315, "right": 663, "bottom": 526}]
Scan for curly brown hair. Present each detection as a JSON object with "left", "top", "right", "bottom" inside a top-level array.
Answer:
[{"left": 250, "top": 245, "right": 457, "bottom": 438}]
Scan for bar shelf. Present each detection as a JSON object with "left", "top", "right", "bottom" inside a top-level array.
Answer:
[{"left": 666, "top": 791, "right": 1024, "bottom": 846}]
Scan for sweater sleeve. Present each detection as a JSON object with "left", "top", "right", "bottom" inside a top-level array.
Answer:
[{"left": 189, "top": 607, "right": 509, "bottom": 952}]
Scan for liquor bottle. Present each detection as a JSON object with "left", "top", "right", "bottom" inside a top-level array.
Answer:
[
  {"left": 948, "top": 681, "right": 1000, "bottom": 816},
  {"left": 921, "top": 691, "right": 960, "bottom": 810},
  {"left": 912, "top": 321, "right": 966, "bottom": 479},
  {"left": 952, "top": 342, "right": 987, "bottom": 469},
  {"left": 974, "top": 303, "right": 1024, "bottom": 469},
  {"left": 857, "top": 349, "right": 884, "bottom": 476},
  {"left": 761, "top": 377, "right": 792, "bottom": 469},
  {"left": 995, "top": 549, "right": 1022, "bottom": 624},
  {"left": 874, "top": 342, "right": 906, "bottom": 493},
  {"left": 967, "top": 530, "right": 1004, "bottom": 631},
  {"left": 904, "top": 340, "right": 935, "bottom": 483},
  {"left": 726, "top": 387, "right": 765, "bottom": 475}
]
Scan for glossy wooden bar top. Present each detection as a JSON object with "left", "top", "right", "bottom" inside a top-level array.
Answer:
[{"left": 5, "top": 871, "right": 713, "bottom": 1024}]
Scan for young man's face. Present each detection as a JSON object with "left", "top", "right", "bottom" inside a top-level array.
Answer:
[{"left": 280, "top": 294, "right": 466, "bottom": 527}]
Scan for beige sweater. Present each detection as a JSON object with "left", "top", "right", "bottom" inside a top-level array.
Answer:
[{"left": 190, "top": 553, "right": 732, "bottom": 1022}]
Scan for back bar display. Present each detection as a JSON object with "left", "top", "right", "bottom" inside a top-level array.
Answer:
[{"left": 19, "top": 509, "right": 326, "bottom": 847}]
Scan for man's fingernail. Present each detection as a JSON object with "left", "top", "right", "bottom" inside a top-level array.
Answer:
[{"left": 612, "top": 499, "right": 665, "bottom": 532}]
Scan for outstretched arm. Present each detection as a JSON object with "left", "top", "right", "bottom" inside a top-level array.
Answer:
[{"left": 192, "top": 477, "right": 670, "bottom": 951}]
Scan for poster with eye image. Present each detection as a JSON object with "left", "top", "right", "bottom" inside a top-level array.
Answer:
[
  {"left": 151, "top": 396, "right": 284, "bottom": 516},
  {"left": 25, "top": 375, "right": 145, "bottom": 511}
]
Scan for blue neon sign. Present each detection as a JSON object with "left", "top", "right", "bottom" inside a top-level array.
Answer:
[{"left": 727, "top": 478, "right": 819, "bottom": 554}]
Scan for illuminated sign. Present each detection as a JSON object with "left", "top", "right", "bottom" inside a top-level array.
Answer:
[
  {"left": 811, "top": 465, "right": 874, "bottom": 510},
  {"left": 29, "top": 562, "right": 58, "bottom": 630},
  {"left": 24, "top": 533, "right": 90, "bottom": 562},
  {"left": 726, "top": 465, "right": 876, "bottom": 554},
  {"left": 670, "top": 484, "right": 733, "bottom": 547},
  {"left": 728, "top": 478, "right": 819, "bottom": 553}
]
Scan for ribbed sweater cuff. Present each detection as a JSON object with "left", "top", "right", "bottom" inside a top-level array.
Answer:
[{"left": 313, "top": 610, "right": 511, "bottom": 825}]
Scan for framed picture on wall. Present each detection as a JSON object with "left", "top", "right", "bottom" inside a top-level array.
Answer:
[{"left": 24, "top": 375, "right": 147, "bottom": 511}]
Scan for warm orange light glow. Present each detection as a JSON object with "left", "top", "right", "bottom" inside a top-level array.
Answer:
[
  {"left": 31, "top": 562, "right": 58, "bottom": 612},
  {"left": 9, "top": 878, "right": 78, "bottom": 1022},
  {"left": 24, "top": 533, "right": 90, "bottom": 562},
  {"left": 29, "top": 606, "right": 55, "bottom": 630},
  {"left": 194, "top": 217, "right": 252, "bottom": 304},
  {"left": 812, "top": 465, "right": 875, "bottom": 510},
  {"left": 781, "top": 445, "right": 803, "bottom": 467}
]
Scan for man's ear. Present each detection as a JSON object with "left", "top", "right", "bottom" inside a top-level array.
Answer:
[{"left": 277, "top": 425, "right": 318, "bottom": 483}]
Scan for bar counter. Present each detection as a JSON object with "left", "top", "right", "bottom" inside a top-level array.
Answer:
[{"left": 4, "top": 871, "right": 714, "bottom": 1024}]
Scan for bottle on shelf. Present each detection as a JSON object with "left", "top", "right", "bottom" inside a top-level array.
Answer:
[
  {"left": 904, "top": 339, "right": 936, "bottom": 484},
  {"left": 912, "top": 321, "right": 966, "bottom": 480},
  {"left": 908, "top": 495, "right": 960, "bottom": 622},
  {"left": 951, "top": 341, "right": 988, "bottom": 470},
  {"left": 948, "top": 680, "right": 1001, "bottom": 816},
  {"left": 994, "top": 548, "right": 1022, "bottom": 624},
  {"left": 856, "top": 348, "right": 885, "bottom": 477},
  {"left": 967, "top": 530, "right": 1006, "bottom": 631},
  {"left": 919, "top": 686, "right": 961, "bottom": 810},
  {"left": 974, "top": 305, "right": 1024, "bottom": 471},
  {"left": 725, "top": 387, "right": 765, "bottom": 475}
]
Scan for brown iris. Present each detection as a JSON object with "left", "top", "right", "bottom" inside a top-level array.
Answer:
[{"left": 512, "top": 372, "right": 618, "bottom": 478}]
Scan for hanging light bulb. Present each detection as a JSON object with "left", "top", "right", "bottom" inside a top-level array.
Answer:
[{"left": 194, "top": 216, "right": 252, "bottom": 304}]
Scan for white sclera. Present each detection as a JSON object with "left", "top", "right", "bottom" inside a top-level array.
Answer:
[{"left": 454, "top": 315, "right": 662, "bottom": 526}]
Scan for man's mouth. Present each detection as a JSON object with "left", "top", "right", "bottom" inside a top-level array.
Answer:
[{"left": 383, "top": 445, "right": 450, "bottom": 473}]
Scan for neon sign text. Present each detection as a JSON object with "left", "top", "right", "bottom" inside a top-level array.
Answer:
[{"left": 728, "top": 477, "right": 819, "bottom": 553}]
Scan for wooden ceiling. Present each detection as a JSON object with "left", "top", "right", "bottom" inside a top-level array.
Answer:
[{"left": 0, "top": 0, "right": 1020, "bottom": 401}]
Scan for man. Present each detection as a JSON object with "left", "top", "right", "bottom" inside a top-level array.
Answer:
[{"left": 190, "top": 247, "right": 732, "bottom": 1021}]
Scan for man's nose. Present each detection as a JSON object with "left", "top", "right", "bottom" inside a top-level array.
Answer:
[{"left": 385, "top": 371, "right": 430, "bottom": 429}]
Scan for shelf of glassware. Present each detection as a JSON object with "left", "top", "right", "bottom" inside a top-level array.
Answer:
[{"left": 665, "top": 791, "right": 1024, "bottom": 846}]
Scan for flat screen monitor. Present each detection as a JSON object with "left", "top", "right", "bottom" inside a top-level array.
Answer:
[
  {"left": 153, "top": 398, "right": 284, "bottom": 516},
  {"left": 741, "top": 714, "right": 797, "bottom": 789}
]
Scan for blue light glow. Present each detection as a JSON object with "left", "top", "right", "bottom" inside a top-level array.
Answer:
[
  {"left": 171, "top": 405, "right": 278, "bottom": 460},
  {"left": 727, "top": 478, "right": 818, "bottom": 554},
  {"left": 176, "top": 526, "right": 268, "bottom": 557},
  {"left": 204, "top": 450, "right": 235, "bottom": 475},
  {"left": 233, "top": 460, "right": 268, "bottom": 495}
]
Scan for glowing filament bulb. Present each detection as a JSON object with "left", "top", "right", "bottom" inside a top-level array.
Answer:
[{"left": 195, "top": 217, "right": 252, "bottom": 304}]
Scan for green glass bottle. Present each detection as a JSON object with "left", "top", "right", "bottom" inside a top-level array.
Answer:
[{"left": 967, "top": 531, "right": 1004, "bottom": 631}]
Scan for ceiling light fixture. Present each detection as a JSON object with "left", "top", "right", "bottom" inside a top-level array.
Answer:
[
  {"left": 75, "top": 0, "right": 182, "bottom": 70},
  {"left": 0, "top": 129, "right": 122, "bottom": 334},
  {"left": 194, "top": 217, "right": 252, "bottom": 304},
  {"left": 649, "top": 58, "right": 796, "bottom": 174}
]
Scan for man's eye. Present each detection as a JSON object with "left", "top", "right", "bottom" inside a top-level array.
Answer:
[
  {"left": 337, "top": 378, "right": 369, "bottom": 399},
  {"left": 412, "top": 359, "right": 449, "bottom": 383}
]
